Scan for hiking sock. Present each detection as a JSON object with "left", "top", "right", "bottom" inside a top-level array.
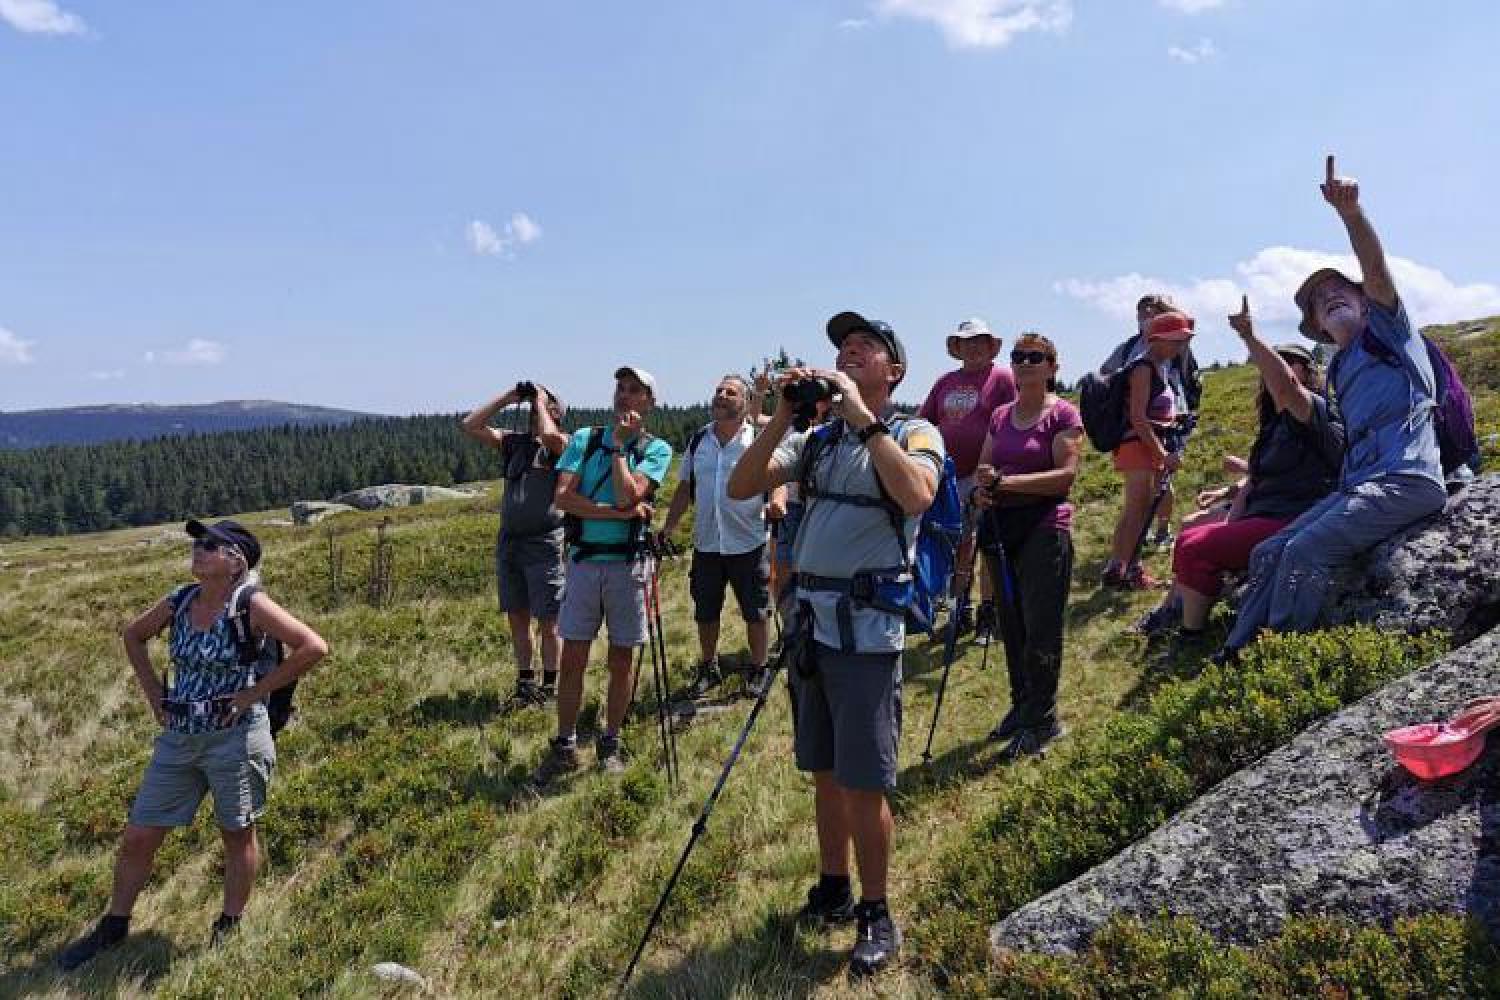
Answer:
[
  {"left": 541, "top": 670, "right": 557, "bottom": 689},
  {"left": 857, "top": 897, "right": 889, "bottom": 918},
  {"left": 100, "top": 914, "right": 130, "bottom": 939},
  {"left": 517, "top": 668, "right": 537, "bottom": 684},
  {"left": 556, "top": 729, "right": 577, "bottom": 747},
  {"left": 819, "top": 873, "right": 852, "bottom": 899}
]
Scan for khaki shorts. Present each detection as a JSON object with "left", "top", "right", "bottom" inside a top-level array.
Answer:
[
  {"left": 1113, "top": 438, "right": 1166, "bottom": 473},
  {"left": 129, "top": 720, "right": 276, "bottom": 831}
]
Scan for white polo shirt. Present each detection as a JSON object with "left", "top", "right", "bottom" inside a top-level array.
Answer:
[{"left": 688, "top": 421, "right": 767, "bottom": 556}]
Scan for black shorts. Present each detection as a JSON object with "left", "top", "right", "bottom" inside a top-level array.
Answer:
[
  {"left": 789, "top": 645, "right": 902, "bottom": 792},
  {"left": 689, "top": 546, "right": 771, "bottom": 624}
]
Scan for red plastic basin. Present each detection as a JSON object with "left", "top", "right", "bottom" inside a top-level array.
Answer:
[{"left": 1384, "top": 723, "right": 1488, "bottom": 781}]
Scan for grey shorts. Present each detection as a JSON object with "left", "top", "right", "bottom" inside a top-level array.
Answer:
[
  {"left": 129, "top": 721, "right": 276, "bottom": 831},
  {"left": 558, "top": 559, "right": 648, "bottom": 647},
  {"left": 789, "top": 645, "right": 902, "bottom": 792},
  {"left": 689, "top": 546, "right": 771, "bottom": 624},
  {"left": 496, "top": 532, "right": 566, "bottom": 618}
]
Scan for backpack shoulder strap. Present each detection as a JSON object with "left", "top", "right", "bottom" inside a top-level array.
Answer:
[
  {"left": 228, "top": 581, "right": 264, "bottom": 666},
  {"left": 167, "top": 583, "right": 199, "bottom": 613},
  {"left": 578, "top": 427, "right": 613, "bottom": 500},
  {"left": 685, "top": 425, "right": 709, "bottom": 494}
]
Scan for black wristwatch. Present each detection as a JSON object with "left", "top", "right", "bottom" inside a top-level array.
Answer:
[{"left": 857, "top": 420, "right": 891, "bottom": 444}]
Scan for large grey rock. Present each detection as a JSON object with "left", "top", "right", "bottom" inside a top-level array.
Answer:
[
  {"left": 1317, "top": 474, "right": 1500, "bottom": 643},
  {"left": 990, "top": 629, "right": 1500, "bottom": 956},
  {"left": 331, "top": 484, "right": 475, "bottom": 511},
  {"left": 290, "top": 501, "right": 356, "bottom": 525}
]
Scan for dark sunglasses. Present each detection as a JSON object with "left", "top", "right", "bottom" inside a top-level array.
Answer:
[
  {"left": 191, "top": 537, "right": 223, "bottom": 552},
  {"left": 1010, "top": 350, "right": 1052, "bottom": 366}
]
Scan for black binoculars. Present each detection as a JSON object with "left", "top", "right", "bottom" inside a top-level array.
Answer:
[
  {"left": 514, "top": 381, "right": 538, "bottom": 401},
  {"left": 781, "top": 377, "right": 837, "bottom": 431}
]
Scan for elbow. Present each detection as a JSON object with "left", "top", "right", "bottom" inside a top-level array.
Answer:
[{"left": 305, "top": 635, "right": 330, "bottom": 663}]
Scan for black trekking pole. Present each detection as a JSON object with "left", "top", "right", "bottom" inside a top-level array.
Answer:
[
  {"left": 921, "top": 506, "right": 975, "bottom": 764},
  {"left": 616, "top": 646, "right": 788, "bottom": 996},
  {"left": 1130, "top": 468, "right": 1175, "bottom": 569},
  {"left": 652, "top": 556, "right": 681, "bottom": 785},
  {"left": 640, "top": 551, "right": 678, "bottom": 790}
]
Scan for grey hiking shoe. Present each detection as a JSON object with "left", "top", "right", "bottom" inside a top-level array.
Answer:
[
  {"left": 595, "top": 734, "right": 627, "bottom": 774},
  {"left": 58, "top": 915, "right": 129, "bottom": 971},
  {"left": 1001, "top": 719, "right": 1064, "bottom": 762},
  {"left": 529, "top": 738, "right": 580, "bottom": 786},
  {"left": 849, "top": 900, "right": 901, "bottom": 977}
]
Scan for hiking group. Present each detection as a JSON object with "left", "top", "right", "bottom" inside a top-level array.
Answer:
[{"left": 59, "top": 156, "right": 1481, "bottom": 983}]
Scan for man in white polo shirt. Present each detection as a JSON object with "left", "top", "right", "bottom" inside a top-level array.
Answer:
[{"left": 660, "top": 374, "right": 786, "bottom": 697}]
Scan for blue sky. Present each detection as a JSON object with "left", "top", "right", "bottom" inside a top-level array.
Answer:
[{"left": 2, "top": 0, "right": 1497, "bottom": 414}]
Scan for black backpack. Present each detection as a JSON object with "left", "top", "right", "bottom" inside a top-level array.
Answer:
[{"left": 1079, "top": 359, "right": 1164, "bottom": 454}]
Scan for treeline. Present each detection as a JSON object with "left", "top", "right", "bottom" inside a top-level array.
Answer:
[{"left": 0, "top": 405, "right": 713, "bottom": 538}]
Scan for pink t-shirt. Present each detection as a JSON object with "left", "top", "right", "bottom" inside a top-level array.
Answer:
[
  {"left": 917, "top": 364, "right": 1018, "bottom": 477},
  {"left": 986, "top": 398, "right": 1082, "bottom": 534}
]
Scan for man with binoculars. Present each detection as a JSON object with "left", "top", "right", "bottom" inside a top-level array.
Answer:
[
  {"left": 729, "top": 312, "right": 945, "bottom": 978},
  {"left": 462, "top": 380, "right": 570, "bottom": 705}
]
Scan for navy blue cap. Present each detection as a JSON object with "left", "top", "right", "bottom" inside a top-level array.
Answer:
[
  {"left": 185, "top": 518, "right": 262, "bottom": 569},
  {"left": 826, "top": 311, "right": 908, "bottom": 385}
]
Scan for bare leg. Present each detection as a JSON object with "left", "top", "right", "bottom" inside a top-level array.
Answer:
[
  {"left": 537, "top": 615, "right": 561, "bottom": 674},
  {"left": 696, "top": 621, "right": 720, "bottom": 665},
  {"left": 845, "top": 786, "right": 893, "bottom": 901},
  {"left": 107, "top": 824, "right": 170, "bottom": 916},
  {"left": 506, "top": 609, "right": 535, "bottom": 674},
  {"left": 556, "top": 638, "right": 592, "bottom": 739},
  {"left": 1180, "top": 586, "right": 1215, "bottom": 631},
  {"left": 813, "top": 770, "right": 852, "bottom": 876},
  {"left": 1110, "top": 471, "right": 1156, "bottom": 567},
  {"left": 220, "top": 825, "right": 258, "bottom": 917},
  {"left": 604, "top": 644, "right": 636, "bottom": 734},
  {"left": 747, "top": 619, "right": 769, "bottom": 667}
]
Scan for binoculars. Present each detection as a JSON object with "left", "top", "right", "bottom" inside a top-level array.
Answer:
[
  {"left": 514, "top": 381, "right": 539, "bottom": 401},
  {"left": 781, "top": 376, "right": 837, "bottom": 431}
]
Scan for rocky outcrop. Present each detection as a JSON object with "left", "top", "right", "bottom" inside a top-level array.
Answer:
[
  {"left": 331, "top": 484, "right": 477, "bottom": 511},
  {"left": 990, "top": 628, "right": 1500, "bottom": 957},
  {"left": 290, "top": 501, "right": 356, "bottom": 526},
  {"left": 1318, "top": 474, "right": 1500, "bottom": 643}
]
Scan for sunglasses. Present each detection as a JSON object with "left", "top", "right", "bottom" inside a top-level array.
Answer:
[{"left": 1010, "top": 350, "right": 1052, "bottom": 366}]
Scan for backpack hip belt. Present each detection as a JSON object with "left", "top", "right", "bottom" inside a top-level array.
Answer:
[
  {"left": 794, "top": 566, "right": 912, "bottom": 652},
  {"left": 161, "top": 695, "right": 241, "bottom": 729}
]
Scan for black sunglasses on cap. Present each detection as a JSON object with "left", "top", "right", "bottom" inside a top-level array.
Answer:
[
  {"left": 1010, "top": 349, "right": 1052, "bottom": 366},
  {"left": 192, "top": 537, "right": 225, "bottom": 552}
]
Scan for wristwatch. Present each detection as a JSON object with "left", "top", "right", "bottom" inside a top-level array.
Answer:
[{"left": 857, "top": 420, "right": 891, "bottom": 444}]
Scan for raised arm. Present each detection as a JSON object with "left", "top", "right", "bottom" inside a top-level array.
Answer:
[
  {"left": 1322, "top": 154, "right": 1397, "bottom": 310},
  {"left": 530, "top": 386, "right": 570, "bottom": 456},
  {"left": 460, "top": 387, "right": 519, "bottom": 449},
  {"left": 1230, "top": 295, "right": 1314, "bottom": 423}
]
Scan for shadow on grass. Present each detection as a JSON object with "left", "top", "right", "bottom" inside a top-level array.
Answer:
[
  {"left": 2, "top": 930, "right": 178, "bottom": 999},
  {"left": 622, "top": 908, "right": 848, "bottom": 1000},
  {"left": 410, "top": 688, "right": 507, "bottom": 726}
]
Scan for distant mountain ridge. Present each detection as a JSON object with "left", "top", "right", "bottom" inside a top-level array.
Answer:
[{"left": 0, "top": 400, "right": 376, "bottom": 449}]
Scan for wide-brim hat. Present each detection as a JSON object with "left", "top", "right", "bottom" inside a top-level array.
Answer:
[
  {"left": 1273, "top": 343, "right": 1316, "bottom": 368},
  {"left": 186, "top": 518, "right": 262, "bottom": 569},
  {"left": 1293, "top": 267, "right": 1363, "bottom": 345},
  {"left": 826, "top": 311, "right": 907, "bottom": 385},
  {"left": 946, "top": 317, "right": 1001, "bottom": 360}
]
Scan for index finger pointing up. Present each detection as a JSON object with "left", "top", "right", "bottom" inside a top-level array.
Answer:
[
  {"left": 1241, "top": 294, "right": 1250, "bottom": 314},
  {"left": 1326, "top": 154, "right": 1336, "bottom": 184}
]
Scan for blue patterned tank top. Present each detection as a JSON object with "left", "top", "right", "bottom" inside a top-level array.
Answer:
[{"left": 165, "top": 586, "right": 266, "bottom": 734}]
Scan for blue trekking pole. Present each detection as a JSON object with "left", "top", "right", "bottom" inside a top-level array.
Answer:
[{"left": 921, "top": 504, "right": 975, "bottom": 764}]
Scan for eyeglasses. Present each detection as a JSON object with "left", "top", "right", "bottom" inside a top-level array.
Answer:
[
  {"left": 192, "top": 537, "right": 223, "bottom": 552},
  {"left": 1010, "top": 350, "right": 1052, "bottom": 366}
]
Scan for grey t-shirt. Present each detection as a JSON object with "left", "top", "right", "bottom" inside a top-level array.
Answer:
[
  {"left": 771, "top": 414, "right": 945, "bottom": 653},
  {"left": 500, "top": 434, "right": 563, "bottom": 539}
]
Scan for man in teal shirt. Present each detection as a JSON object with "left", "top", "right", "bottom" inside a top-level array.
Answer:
[{"left": 534, "top": 366, "right": 673, "bottom": 780}]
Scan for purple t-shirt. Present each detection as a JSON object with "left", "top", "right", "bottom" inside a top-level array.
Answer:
[
  {"left": 986, "top": 398, "right": 1082, "bottom": 534},
  {"left": 917, "top": 364, "right": 1018, "bottom": 477}
]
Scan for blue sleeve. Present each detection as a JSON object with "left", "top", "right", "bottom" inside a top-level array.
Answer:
[
  {"left": 1367, "top": 298, "right": 1436, "bottom": 398},
  {"left": 555, "top": 428, "right": 591, "bottom": 475},
  {"left": 639, "top": 437, "right": 673, "bottom": 485}
]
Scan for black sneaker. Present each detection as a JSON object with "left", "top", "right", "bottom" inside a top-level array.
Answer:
[
  {"left": 987, "top": 706, "right": 1024, "bottom": 743},
  {"left": 796, "top": 881, "right": 856, "bottom": 927},
  {"left": 1001, "top": 719, "right": 1063, "bottom": 762},
  {"left": 595, "top": 733, "right": 627, "bottom": 774},
  {"left": 58, "top": 915, "right": 129, "bottom": 971},
  {"left": 528, "top": 737, "right": 580, "bottom": 787},
  {"left": 513, "top": 677, "right": 547, "bottom": 707},
  {"left": 745, "top": 666, "right": 772, "bottom": 697},
  {"left": 686, "top": 662, "right": 723, "bottom": 699},
  {"left": 849, "top": 901, "right": 901, "bottom": 977},
  {"left": 209, "top": 913, "right": 240, "bottom": 948},
  {"left": 1130, "top": 602, "right": 1180, "bottom": 638}
]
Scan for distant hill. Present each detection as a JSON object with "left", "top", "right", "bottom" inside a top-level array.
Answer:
[{"left": 0, "top": 400, "right": 375, "bottom": 449}]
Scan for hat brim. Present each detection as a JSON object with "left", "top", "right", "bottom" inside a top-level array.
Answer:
[
  {"left": 1294, "top": 268, "right": 1361, "bottom": 344},
  {"left": 613, "top": 367, "right": 656, "bottom": 398},
  {"left": 827, "top": 312, "right": 906, "bottom": 384},
  {"left": 946, "top": 333, "right": 1000, "bottom": 361}
]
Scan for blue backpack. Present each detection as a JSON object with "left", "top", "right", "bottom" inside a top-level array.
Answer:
[{"left": 799, "top": 417, "right": 962, "bottom": 635}]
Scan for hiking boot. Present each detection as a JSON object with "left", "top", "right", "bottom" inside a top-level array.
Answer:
[
  {"left": 972, "top": 600, "right": 996, "bottom": 647},
  {"left": 796, "top": 880, "right": 856, "bottom": 927},
  {"left": 513, "top": 677, "right": 547, "bottom": 707},
  {"left": 529, "top": 737, "right": 580, "bottom": 787},
  {"left": 987, "top": 706, "right": 1024, "bottom": 743},
  {"left": 208, "top": 913, "right": 240, "bottom": 948},
  {"left": 1130, "top": 602, "right": 1180, "bottom": 637},
  {"left": 1151, "top": 526, "right": 1175, "bottom": 549},
  {"left": 1001, "top": 719, "right": 1063, "bottom": 762},
  {"left": 745, "top": 666, "right": 772, "bottom": 698},
  {"left": 57, "top": 915, "right": 129, "bottom": 971},
  {"left": 849, "top": 900, "right": 901, "bottom": 977},
  {"left": 686, "top": 661, "right": 723, "bottom": 700},
  {"left": 595, "top": 733, "right": 627, "bottom": 774}
]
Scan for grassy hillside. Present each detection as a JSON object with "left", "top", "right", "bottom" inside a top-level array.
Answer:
[{"left": 1, "top": 319, "right": 1497, "bottom": 998}]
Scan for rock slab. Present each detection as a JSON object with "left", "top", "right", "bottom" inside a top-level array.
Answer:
[
  {"left": 290, "top": 501, "right": 356, "bottom": 525},
  {"left": 990, "top": 628, "right": 1500, "bottom": 956},
  {"left": 332, "top": 484, "right": 476, "bottom": 511}
]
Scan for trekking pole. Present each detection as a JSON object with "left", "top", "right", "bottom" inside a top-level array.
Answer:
[
  {"left": 649, "top": 550, "right": 681, "bottom": 786},
  {"left": 1130, "top": 468, "right": 1175, "bottom": 569},
  {"left": 616, "top": 646, "right": 788, "bottom": 997},
  {"left": 922, "top": 506, "right": 975, "bottom": 764},
  {"left": 641, "top": 551, "right": 678, "bottom": 790}
]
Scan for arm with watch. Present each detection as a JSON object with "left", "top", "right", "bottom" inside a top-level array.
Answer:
[{"left": 832, "top": 379, "right": 938, "bottom": 517}]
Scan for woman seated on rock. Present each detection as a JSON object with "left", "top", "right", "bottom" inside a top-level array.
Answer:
[
  {"left": 974, "top": 332, "right": 1084, "bottom": 759},
  {"left": 1134, "top": 306, "right": 1344, "bottom": 647},
  {"left": 58, "top": 519, "right": 328, "bottom": 970},
  {"left": 1216, "top": 156, "right": 1449, "bottom": 663}
]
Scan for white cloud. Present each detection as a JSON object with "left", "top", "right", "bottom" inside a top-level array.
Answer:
[
  {"left": 467, "top": 212, "right": 543, "bottom": 259},
  {"left": 88, "top": 369, "right": 126, "bottom": 381},
  {"left": 1057, "top": 246, "right": 1500, "bottom": 336},
  {"left": 1167, "top": 37, "right": 1217, "bottom": 63},
  {"left": 0, "top": 0, "right": 86, "bottom": 35},
  {"left": 146, "top": 339, "right": 227, "bottom": 366},
  {"left": 875, "top": 0, "right": 1071, "bottom": 49},
  {"left": 839, "top": 17, "right": 872, "bottom": 29},
  {"left": 0, "top": 326, "right": 36, "bottom": 365},
  {"left": 1159, "top": 0, "right": 1227, "bottom": 12}
]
